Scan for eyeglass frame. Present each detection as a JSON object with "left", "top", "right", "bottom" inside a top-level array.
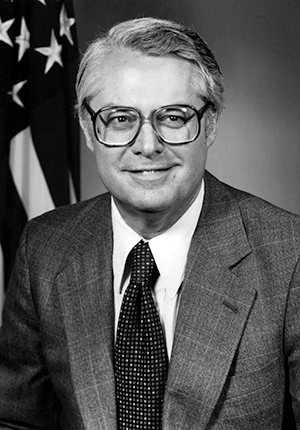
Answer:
[{"left": 83, "top": 99, "right": 212, "bottom": 147}]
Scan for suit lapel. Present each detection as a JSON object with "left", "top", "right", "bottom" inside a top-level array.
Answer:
[
  {"left": 164, "top": 172, "right": 257, "bottom": 429},
  {"left": 57, "top": 195, "right": 118, "bottom": 429}
]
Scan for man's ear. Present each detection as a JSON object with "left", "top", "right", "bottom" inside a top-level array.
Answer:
[
  {"left": 86, "top": 136, "right": 95, "bottom": 152},
  {"left": 80, "top": 117, "right": 95, "bottom": 152},
  {"left": 205, "top": 112, "right": 219, "bottom": 148}
]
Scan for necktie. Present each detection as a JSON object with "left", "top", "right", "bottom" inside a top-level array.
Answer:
[{"left": 115, "top": 240, "right": 168, "bottom": 430}]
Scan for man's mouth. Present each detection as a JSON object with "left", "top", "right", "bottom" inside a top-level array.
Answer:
[
  {"left": 130, "top": 166, "right": 172, "bottom": 173},
  {"left": 126, "top": 167, "right": 174, "bottom": 182},
  {"left": 140, "top": 169, "right": 164, "bottom": 174}
]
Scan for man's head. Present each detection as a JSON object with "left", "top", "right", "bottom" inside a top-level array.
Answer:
[
  {"left": 76, "top": 17, "right": 225, "bottom": 237},
  {"left": 76, "top": 17, "right": 224, "bottom": 150}
]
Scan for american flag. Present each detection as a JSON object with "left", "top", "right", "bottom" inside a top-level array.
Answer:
[{"left": 0, "top": 0, "right": 80, "bottom": 321}]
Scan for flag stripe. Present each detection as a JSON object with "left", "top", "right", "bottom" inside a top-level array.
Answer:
[{"left": 9, "top": 126, "right": 55, "bottom": 219}]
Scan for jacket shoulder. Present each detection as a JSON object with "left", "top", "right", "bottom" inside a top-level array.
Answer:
[
  {"left": 30, "top": 192, "right": 111, "bottom": 230},
  {"left": 18, "top": 192, "right": 112, "bottom": 275},
  {"left": 205, "top": 171, "right": 300, "bottom": 249}
]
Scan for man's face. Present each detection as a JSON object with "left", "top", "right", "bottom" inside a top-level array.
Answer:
[{"left": 89, "top": 50, "right": 216, "bottom": 231}]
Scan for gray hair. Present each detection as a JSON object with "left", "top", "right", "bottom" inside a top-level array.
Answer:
[{"left": 76, "top": 17, "right": 224, "bottom": 147}]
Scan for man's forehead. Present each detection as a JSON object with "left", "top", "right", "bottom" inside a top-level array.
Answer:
[{"left": 91, "top": 52, "right": 198, "bottom": 112}]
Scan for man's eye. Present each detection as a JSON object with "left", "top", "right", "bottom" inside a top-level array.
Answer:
[
  {"left": 108, "top": 115, "right": 131, "bottom": 124},
  {"left": 158, "top": 113, "right": 186, "bottom": 127},
  {"left": 168, "top": 115, "right": 185, "bottom": 122},
  {"left": 105, "top": 114, "right": 137, "bottom": 129}
]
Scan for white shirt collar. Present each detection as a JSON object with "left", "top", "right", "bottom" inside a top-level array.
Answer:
[{"left": 112, "top": 181, "right": 204, "bottom": 298}]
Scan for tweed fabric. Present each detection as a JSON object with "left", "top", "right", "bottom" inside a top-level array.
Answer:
[
  {"left": 115, "top": 240, "right": 168, "bottom": 429},
  {"left": 1, "top": 172, "right": 300, "bottom": 429}
]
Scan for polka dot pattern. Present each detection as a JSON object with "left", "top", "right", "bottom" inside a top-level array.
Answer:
[{"left": 115, "top": 240, "right": 168, "bottom": 430}]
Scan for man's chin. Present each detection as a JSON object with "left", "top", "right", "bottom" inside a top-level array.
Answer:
[{"left": 116, "top": 193, "right": 171, "bottom": 216}]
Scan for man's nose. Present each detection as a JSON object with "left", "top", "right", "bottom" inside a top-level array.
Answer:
[{"left": 132, "top": 121, "right": 164, "bottom": 156}]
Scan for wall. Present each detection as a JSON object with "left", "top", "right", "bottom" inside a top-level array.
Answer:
[{"left": 73, "top": 0, "right": 300, "bottom": 215}]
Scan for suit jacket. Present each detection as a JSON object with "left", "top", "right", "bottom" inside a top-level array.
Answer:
[{"left": 0, "top": 171, "right": 300, "bottom": 430}]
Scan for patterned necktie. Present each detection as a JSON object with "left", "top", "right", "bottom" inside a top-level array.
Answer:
[{"left": 115, "top": 240, "right": 168, "bottom": 430}]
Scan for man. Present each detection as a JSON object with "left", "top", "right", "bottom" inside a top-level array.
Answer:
[{"left": 0, "top": 16, "right": 299, "bottom": 430}]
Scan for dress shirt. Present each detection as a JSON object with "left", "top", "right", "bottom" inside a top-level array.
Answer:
[{"left": 112, "top": 182, "right": 204, "bottom": 358}]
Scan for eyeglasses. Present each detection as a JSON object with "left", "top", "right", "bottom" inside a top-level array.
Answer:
[{"left": 83, "top": 100, "right": 211, "bottom": 147}]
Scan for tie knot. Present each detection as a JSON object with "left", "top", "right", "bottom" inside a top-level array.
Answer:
[{"left": 130, "top": 240, "right": 156, "bottom": 285}]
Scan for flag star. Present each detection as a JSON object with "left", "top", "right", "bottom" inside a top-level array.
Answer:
[
  {"left": 16, "top": 17, "right": 30, "bottom": 61},
  {"left": 0, "top": 17, "right": 15, "bottom": 47},
  {"left": 60, "top": 4, "right": 75, "bottom": 45},
  {"left": 10, "top": 80, "right": 27, "bottom": 108},
  {"left": 35, "top": 30, "right": 63, "bottom": 74}
]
